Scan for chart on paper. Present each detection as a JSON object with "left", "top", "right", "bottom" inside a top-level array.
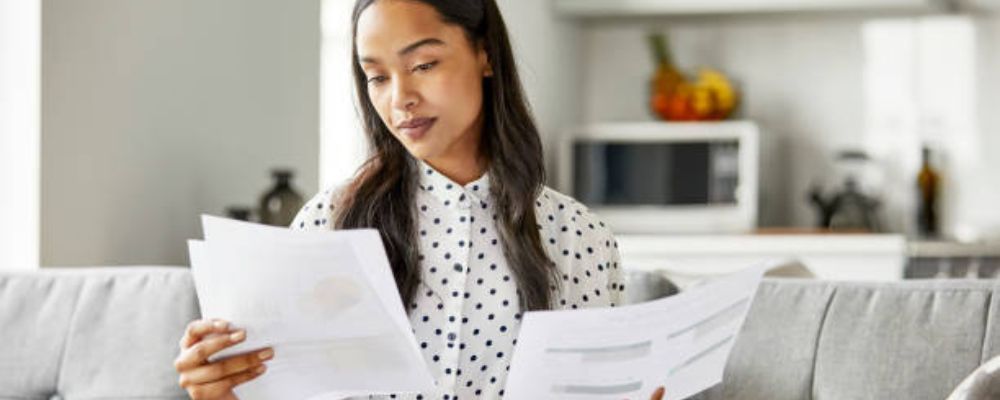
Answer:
[{"left": 505, "top": 265, "right": 767, "bottom": 400}]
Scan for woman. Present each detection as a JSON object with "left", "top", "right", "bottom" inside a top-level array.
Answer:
[{"left": 174, "top": 0, "right": 666, "bottom": 399}]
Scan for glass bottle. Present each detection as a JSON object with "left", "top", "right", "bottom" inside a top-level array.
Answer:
[
  {"left": 258, "top": 168, "right": 304, "bottom": 227},
  {"left": 916, "top": 146, "right": 940, "bottom": 238}
]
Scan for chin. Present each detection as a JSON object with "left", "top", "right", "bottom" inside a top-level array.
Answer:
[{"left": 402, "top": 142, "right": 437, "bottom": 161}]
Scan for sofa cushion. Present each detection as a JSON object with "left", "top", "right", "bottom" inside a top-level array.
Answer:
[
  {"left": 813, "top": 281, "right": 990, "bottom": 399},
  {"left": 694, "top": 278, "right": 995, "bottom": 400},
  {"left": 978, "top": 280, "right": 1000, "bottom": 364},
  {"left": 0, "top": 271, "right": 80, "bottom": 399},
  {"left": 0, "top": 267, "right": 198, "bottom": 400},
  {"left": 723, "top": 280, "right": 836, "bottom": 400},
  {"left": 624, "top": 270, "right": 679, "bottom": 304}
]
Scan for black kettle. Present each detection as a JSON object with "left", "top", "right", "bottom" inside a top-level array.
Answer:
[{"left": 809, "top": 177, "right": 882, "bottom": 232}]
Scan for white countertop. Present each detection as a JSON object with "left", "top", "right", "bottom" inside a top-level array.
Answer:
[
  {"left": 616, "top": 233, "right": 909, "bottom": 282},
  {"left": 617, "top": 233, "right": 907, "bottom": 256},
  {"left": 908, "top": 240, "right": 1000, "bottom": 258}
]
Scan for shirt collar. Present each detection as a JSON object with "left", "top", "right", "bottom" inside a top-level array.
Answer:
[{"left": 417, "top": 160, "right": 491, "bottom": 209}]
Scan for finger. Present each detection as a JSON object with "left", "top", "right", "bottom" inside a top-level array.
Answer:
[
  {"left": 650, "top": 386, "right": 665, "bottom": 400},
  {"left": 187, "top": 364, "right": 267, "bottom": 399},
  {"left": 229, "top": 363, "right": 267, "bottom": 388},
  {"left": 180, "top": 319, "right": 231, "bottom": 349},
  {"left": 180, "top": 348, "right": 274, "bottom": 387},
  {"left": 175, "top": 329, "right": 246, "bottom": 371}
]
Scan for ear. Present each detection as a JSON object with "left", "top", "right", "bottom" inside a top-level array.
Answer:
[{"left": 477, "top": 41, "right": 493, "bottom": 77}]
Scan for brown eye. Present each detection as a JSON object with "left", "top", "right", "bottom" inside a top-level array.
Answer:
[
  {"left": 367, "top": 76, "right": 387, "bottom": 85},
  {"left": 413, "top": 61, "right": 438, "bottom": 73}
]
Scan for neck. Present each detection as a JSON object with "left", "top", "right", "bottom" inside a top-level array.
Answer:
[
  {"left": 423, "top": 111, "right": 488, "bottom": 185},
  {"left": 425, "top": 154, "right": 488, "bottom": 185}
]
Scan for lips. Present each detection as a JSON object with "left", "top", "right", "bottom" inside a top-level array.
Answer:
[{"left": 397, "top": 117, "right": 437, "bottom": 141}]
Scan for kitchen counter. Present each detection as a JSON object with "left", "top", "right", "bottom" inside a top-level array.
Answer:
[
  {"left": 908, "top": 240, "right": 1000, "bottom": 258},
  {"left": 617, "top": 233, "right": 908, "bottom": 288}
]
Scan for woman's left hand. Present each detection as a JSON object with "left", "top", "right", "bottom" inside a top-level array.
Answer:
[{"left": 649, "top": 386, "right": 665, "bottom": 400}]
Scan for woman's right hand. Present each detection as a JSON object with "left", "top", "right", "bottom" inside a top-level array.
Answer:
[{"left": 174, "top": 319, "right": 274, "bottom": 400}]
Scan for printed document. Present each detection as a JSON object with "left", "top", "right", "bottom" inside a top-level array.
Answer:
[
  {"left": 505, "top": 265, "right": 768, "bottom": 400},
  {"left": 187, "top": 215, "right": 435, "bottom": 400}
]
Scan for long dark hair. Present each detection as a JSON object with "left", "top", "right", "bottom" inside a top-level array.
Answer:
[{"left": 337, "top": 0, "right": 555, "bottom": 311}]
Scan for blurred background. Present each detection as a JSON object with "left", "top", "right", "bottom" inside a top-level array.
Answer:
[{"left": 3, "top": 0, "right": 1000, "bottom": 284}]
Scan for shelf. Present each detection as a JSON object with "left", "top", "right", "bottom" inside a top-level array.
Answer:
[
  {"left": 553, "top": 0, "right": 951, "bottom": 18},
  {"left": 908, "top": 240, "right": 1000, "bottom": 258}
]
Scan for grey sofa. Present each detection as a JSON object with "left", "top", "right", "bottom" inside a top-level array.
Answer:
[
  {"left": 0, "top": 268, "right": 198, "bottom": 400},
  {"left": 0, "top": 267, "right": 994, "bottom": 399}
]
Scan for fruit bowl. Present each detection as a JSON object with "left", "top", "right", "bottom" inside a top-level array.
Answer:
[{"left": 648, "top": 33, "right": 739, "bottom": 121}]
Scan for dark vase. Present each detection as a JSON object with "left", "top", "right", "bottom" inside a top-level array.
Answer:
[
  {"left": 225, "top": 206, "right": 253, "bottom": 222},
  {"left": 258, "top": 168, "right": 304, "bottom": 227}
]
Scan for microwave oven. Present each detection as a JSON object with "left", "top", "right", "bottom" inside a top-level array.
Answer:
[{"left": 558, "top": 121, "right": 760, "bottom": 234}]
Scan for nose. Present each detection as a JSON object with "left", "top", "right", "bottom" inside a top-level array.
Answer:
[{"left": 390, "top": 75, "right": 419, "bottom": 113}]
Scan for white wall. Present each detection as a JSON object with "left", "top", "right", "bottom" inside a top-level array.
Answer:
[
  {"left": 0, "top": 0, "right": 41, "bottom": 270},
  {"left": 41, "top": 0, "right": 321, "bottom": 266},
  {"left": 38, "top": 0, "right": 574, "bottom": 267},
  {"left": 497, "top": 0, "right": 584, "bottom": 182},
  {"left": 577, "top": 12, "right": 1000, "bottom": 237}
]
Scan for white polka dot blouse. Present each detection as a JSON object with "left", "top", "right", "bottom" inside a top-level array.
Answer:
[{"left": 290, "top": 160, "right": 625, "bottom": 400}]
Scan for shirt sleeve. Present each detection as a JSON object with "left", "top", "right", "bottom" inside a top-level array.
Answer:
[
  {"left": 585, "top": 211, "right": 625, "bottom": 307},
  {"left": 289, "top": 182, "right": 347, "bottom": 231},
  {"left": 604, "top": 229, "right": 625, "bottom": 307},
  {"left": 547, "top": 190, "right": 627, "bottom": 310}
]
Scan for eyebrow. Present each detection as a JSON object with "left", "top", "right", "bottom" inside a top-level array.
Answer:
[{"left": 360, "top": 37, "right": 446, "bottom": 64}]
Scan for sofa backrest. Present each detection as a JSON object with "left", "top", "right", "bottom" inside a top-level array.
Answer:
[
  {"left": 693, "top": 278, "right": 1000, "bottom": 400},
  {"left": 2, "top": 268, "right": 997, "bottom": 400},
  {"left": 0, "top": 267, "right": 197, "bottom": 400}
]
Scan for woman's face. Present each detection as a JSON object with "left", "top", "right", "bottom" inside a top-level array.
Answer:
[{"left": 356, "top": 0, "right": 492, "bottom": 163}]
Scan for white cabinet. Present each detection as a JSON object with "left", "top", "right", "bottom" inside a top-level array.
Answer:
[
  {"left": 554, "top": 0, "right": 951, "bottom": 17},
  {"left": 617, "top": 234, "right": 907, "bottom": 289}
]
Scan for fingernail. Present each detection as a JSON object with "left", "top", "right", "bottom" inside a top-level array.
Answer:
[
  {"left": 258, "top": 348, "right": 274, "bottom": 360},
  {"left": 229, "top": 330, "right": 245, "bottom": 342},
  {"left": 255, "top": 364, "right": 267, "bottom": 374}
]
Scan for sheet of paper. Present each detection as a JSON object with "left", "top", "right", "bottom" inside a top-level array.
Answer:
[
  {"left": 505, "top": 264, "right": 769, "bottom": 400},
  {"left": 187, "top": 215, "right": 435, "bottom": 400}
]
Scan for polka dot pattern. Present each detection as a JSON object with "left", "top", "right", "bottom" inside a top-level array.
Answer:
[{"left": 290, "top": 160, "right": 625, "bottom": 400}]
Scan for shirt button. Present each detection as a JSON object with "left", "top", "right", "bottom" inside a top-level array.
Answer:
[
  {"left": 447, "top": 332, "right": 457, "bottom": 341},
  {"left": 453, "top": 263, "right": 464, "bottom": 272}
]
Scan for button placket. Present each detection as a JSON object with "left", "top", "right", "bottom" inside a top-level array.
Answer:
[{"left": 442, "top": 203, "right": 472, "bottom": 388}]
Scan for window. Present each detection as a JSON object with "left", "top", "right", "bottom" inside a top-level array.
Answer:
[
  {"left": 0, "top": 0, "right": 40, "bottom": 270},
  {"left": 862, "top": 16, "right": 979, "bottom": 238},
  {"left": 863, "top": 16, "right": 977, "bottom": 164},
  {"left": 320, "top": 0, "right": 367, "bottom": 188}
]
